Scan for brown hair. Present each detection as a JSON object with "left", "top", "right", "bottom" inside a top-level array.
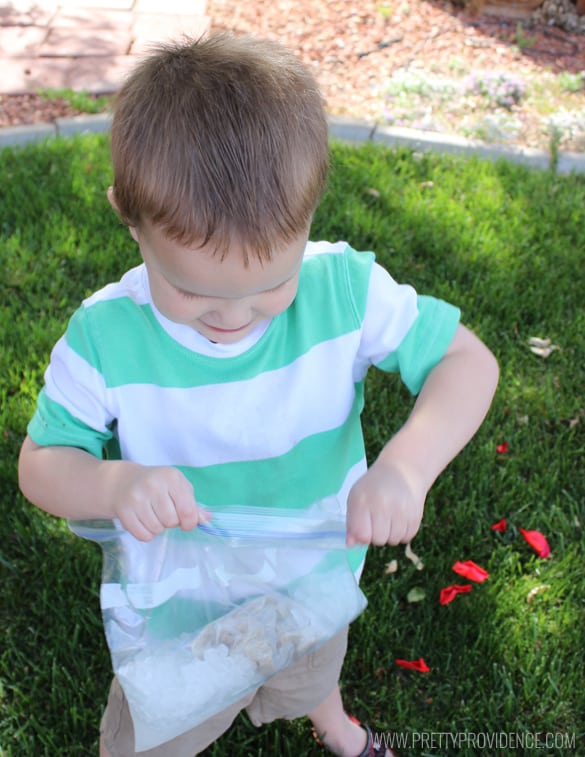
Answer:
[{"left": 110, "top": 33, "right": 329, "bottom": 261}]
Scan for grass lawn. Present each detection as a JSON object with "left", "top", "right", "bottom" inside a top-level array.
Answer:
[{"left": 1, "top": 135, "right": 584, "bottom": 756}]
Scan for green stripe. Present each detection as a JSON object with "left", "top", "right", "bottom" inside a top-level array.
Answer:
[
  {"left": 139, "top": 551, "right": 367, "bottom": 641},
  {"left": 65, "top": 249, "right": 375, "bottom": 388},
  {"left": 177, "top": 386, "right": 367, "bottom": 510},
  {"left": 347, "top": 544, "right": 367, "bottom": 573},
  {"left": 30, "top": 386, "right": 370, "bottom": 573},
  {"left": 377, "top": 295, "right": 460, "bottom": 395},
  {"left": 28, "top": 388, "right": 112, "bottom": 458},
  {"left": 178, "top": 388, "right": 370, "bottom": 575}
]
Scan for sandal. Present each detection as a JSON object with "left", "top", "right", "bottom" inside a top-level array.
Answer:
[{"left": 311, "top": 714, "right": 398, "bottom": 757}]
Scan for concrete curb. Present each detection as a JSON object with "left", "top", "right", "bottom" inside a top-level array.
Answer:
[
  {"left": 0, "top": 113, "right": 113, "bottom": 148},
  {"left": 327, "top": 115, "right": 585, "bottom": 175},
  {"left": 1, "top": 111, "right": 585, "bottom": 175}
]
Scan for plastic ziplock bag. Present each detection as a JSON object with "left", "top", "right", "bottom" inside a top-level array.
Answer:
[{"left": 70, "top": 499, "right": 367, "bottom": 752}]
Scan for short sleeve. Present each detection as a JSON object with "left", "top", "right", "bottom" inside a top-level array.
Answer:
[
  {"left": 377, "top": 295, "right": 461, "bottom": 395},
  {"left": 27, "top": 305, "right": 115, "bottom": 457},
  {"left": 352, "top": 261, "right": 419, "bottom": 380},
  {"left": 28, "top": 387, "right": 113, "bottom": 457}
]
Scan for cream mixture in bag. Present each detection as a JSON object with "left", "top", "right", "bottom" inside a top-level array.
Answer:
[{"left": 71, "top": 498, "right": 367, "bottom": 752}]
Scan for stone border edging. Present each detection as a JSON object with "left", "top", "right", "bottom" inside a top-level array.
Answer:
[
  {"left": 327, "top": 115, "right": 585, "bottom": 175},
  {"left": 0, "top": 113, "right": 113, "bottom": 148},
  {"left": 1, "top": 111, "right": 584, "bottom": 175}
]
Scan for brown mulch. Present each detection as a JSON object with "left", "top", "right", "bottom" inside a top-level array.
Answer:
[
  {"left": 208, "top": 0, "right": 585, "bottom": 123},
  {"left": 2, "top": 0, "right": 585, "bottom": 137},
  {"left": 0, "top": 93, "right": 95, "bottom": 128}
]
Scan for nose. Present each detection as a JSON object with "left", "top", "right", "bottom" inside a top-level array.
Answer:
[{"left": 210, "top": 298, "right": 253, "bottom": 329}]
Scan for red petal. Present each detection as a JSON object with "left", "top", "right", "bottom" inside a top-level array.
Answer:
[
  {"left": 519, "top": 528, "right": 551, "bottom": 558},
  {"left": 395, "top": 658, "right": 430, "bottom": 672},
  {"left": 496, "top": 441, "right": 509, "bottom": 454},
  {"left": 439, "top": 584, "right": 473, "bottom": 605},
  {"left": 491, "top": 518, "right": 507, "bottom": 532},
  {"left": 452, "top": 560, "right": 489, "bottom": 582}
]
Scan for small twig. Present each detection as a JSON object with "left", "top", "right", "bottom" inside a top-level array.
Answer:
[{"left": 357, "top": 37, "right": 404, "bottom": 59}]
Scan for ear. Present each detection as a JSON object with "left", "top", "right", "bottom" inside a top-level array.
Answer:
[
  {"left": 106, "top": 185, "right": 119, "bottom": 213},
  {"left": 107, "top": 186, "right": 139, "bottom": 243}
]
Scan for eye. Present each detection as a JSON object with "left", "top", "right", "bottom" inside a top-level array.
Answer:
[
  {"left": 266, "top": 281, "right": 288, "bottom": 294},
  {"left": 176, "top": 287, "right": 202, "bottom": 300}
]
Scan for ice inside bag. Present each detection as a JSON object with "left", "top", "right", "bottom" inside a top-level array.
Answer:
[{"left": 70, "top": 498, "right": 368, "bottom": 752}]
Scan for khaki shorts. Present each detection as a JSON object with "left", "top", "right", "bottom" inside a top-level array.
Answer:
[{"left": 101, "top": 627, "right": 348, "bottom": 757}]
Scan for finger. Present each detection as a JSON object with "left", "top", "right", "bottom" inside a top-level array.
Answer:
[
  {"left": 150, "top": 496, "right": 182, "bottom": 530},
  {"left": 346, "top": 499, "right": 373, "bottom": 546},
  {"left": 393, "top": 503, "right": 423, "bottom": 545},
  {"left": 140, "top": 502, "right": 170, "bottom": 536},
  {"left": 385, "top": 513, "right": 412, "bottom": 546},
  {"left": 387, "top": 527, "right": 407, "bottom": 547},
  {"left": 119, "top": 510, "right": 158, "bottom": 542},
  {"left": 197, "top": 507, "right": 213, "bottom": 524},
  {"left": 123, "top": 472, "right": 180, "bottom": 533},
  {"left": 401, "top": 518, "right": 422, "bottom": 546},
  {"left": 168, "top": 472, "right": 202, "bottom": 531},
  {"left": 363, "top": 497, "right": 396, "bottom": 546},
  {"left": 380, "top": 507, "right": 402, "bottom": 546}
]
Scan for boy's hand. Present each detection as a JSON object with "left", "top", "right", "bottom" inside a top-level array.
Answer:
[
  {"left": 346, "top": 460, "right": 426, "bottom": 547},
  {"left": 18, "top": 437, "right": 210, "bottom": 543},
  {"left": 111, "top": 464, "right": 210, "bottom": 542},
  {"left": 345, "top": 325, "right": 499, "bottom": 548}
]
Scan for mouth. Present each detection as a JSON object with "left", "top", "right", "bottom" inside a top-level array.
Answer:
[{"left": 200, "top": 321, "right": 251, "bottom": 334}]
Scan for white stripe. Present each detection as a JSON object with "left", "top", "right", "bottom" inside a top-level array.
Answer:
[
  {"left": 115, "top": 329, "right": 362, "bottom": 466},
  {"left": 83, "top": 264, "right": 149, "bottom": 307},
  {"left": 45, "top": 263, "right": 417, "bottom": 466},
  {"left": 337, "top": 459, "right": 368, "bottom": 515},
  {"left": 99, "top": 478, "right": 368, "bottom": 614},
  {"left": 354, "top": 263, "right": 419, "bottom": 381},
  {"left": 44, "top": 249, "right": 418, "bottom": 471},
  {"left": 305, "top": 239, "right": 348, "bottom": 256},
  {"left": 100, "top": 566, "right": 202, "bottom": 609},
  {"left": 44, "top": 338, "right": 112, "bottom": 432}
]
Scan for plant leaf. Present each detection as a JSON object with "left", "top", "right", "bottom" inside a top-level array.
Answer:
[
  {"left": 405, "top": 542, "right": 424, "bottom": 570},
  {"left": 528, "top": 336, "right": 559, "bottom": 357},
  {"left": 527, "top": 584, "right": 550, "bottom": 603},
  {"left": 406, "top": 586, "right": 426, "bottom": 603}
]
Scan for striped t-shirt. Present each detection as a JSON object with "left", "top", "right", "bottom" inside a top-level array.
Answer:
[{"left": 29, "top": 240, "right": 460, "bottom": 568}]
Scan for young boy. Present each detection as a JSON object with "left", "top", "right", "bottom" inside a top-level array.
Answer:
[{"left": 18, "top": 33, "right": 499, "bottom": 757}]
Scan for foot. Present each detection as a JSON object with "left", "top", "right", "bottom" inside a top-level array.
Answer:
[
  {"left": 350, "top": 721, "right": 396, "bottom": 757},
  {"left": 312, "top": 712, "right": 367, "bottom": 756},
  {"left": 312, "top": 714, "right": 396, "bottom": 757}
]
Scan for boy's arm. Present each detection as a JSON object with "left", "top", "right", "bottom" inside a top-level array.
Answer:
[
  {"left": 346, "top": 324, "right": 499, "bottom": 546},
  {"left": 18, "top": 437, "right": 208, "bottom": 541}
]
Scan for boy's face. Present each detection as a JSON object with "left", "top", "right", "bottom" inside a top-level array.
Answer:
[{"left": 130, "top": 220, "right": 308, "bottom": 344}]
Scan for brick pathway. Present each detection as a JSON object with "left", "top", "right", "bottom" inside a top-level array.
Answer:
[{"left": 0, "top": 0, "right": 210, "bottom": 94}]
